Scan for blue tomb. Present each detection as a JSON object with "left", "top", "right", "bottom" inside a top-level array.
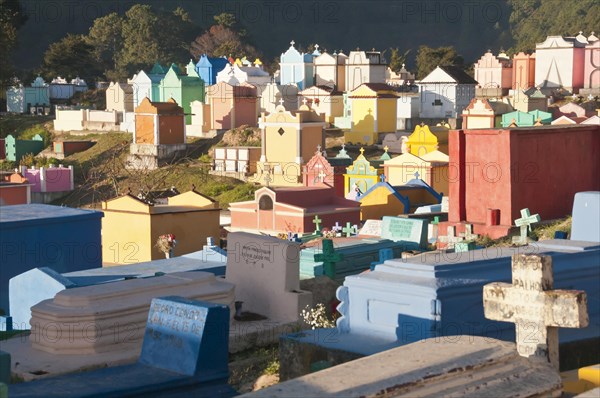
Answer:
[
  {"left": 0, "top": 204, "right": 103, "bottom": 313},
  {"left": 8, "top": 241, "right": 228, "bottom": 330},
  {"left": 284, "top": 239, "right": 600, "bottom": 357},
  {"left": 571, "top": 192, "right": 600, "bottom": 242},
  {"left": 8, "top": 297, "right": 235, "bottom": 398}
]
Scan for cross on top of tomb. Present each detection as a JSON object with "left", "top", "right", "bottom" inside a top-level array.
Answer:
[
  {"left": 332, "top": 222, "right": 342, "bottom": 233},
  {"left": 279, "top": 98, "right": 285, "bottom": 106},
  {"left": 483, "top": 254, "right": 589, "bottom": 370},
  {"left": 359, "top": 147, "right": 365, "bottom": 155},
  {"left": 313, "top": 215, "right": 323, "bottom": 232},
  {"left": 513, "top": 208, "right": 540, "bottom": 245},
  {"left": 314, "top": 239, "right": 343, "bottom": 279},
  {"left": 437, "top": 225, "right": 464, "bottom": 249},
  {"left": 380, "top": 174, "right": 386, "bottom": 182},
  {"left": 290, "top": 40, "right": 295, "bottom": 46},
  {"left": 460, "top": 223, "right": 479, "bottom": 241},
  {"left": 342, "top": 222, "right": 356, "bottom": 238},
  {"left": 302, "top": 98, "right": 309, "bottom": 106},
  {"left": 317, "top": 144, "right": 322, "bottom": 153},
  {"left": 414, "top": 171, "right": 420, "bottom": 179}
]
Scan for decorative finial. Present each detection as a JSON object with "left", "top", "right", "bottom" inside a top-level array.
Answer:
[
  {"left": 383, "top": 146, "right": 389, "bottom": 152},
  {"left": 380, "top": 174, "right": 386, "bottom": 182},
  {"left": 414, "top": 171, "right": 420, "bottom": 179},
  {"left": 317, "top": 144, "right": 322, "bottom": 153},
  {"left": 279, "top": 98, "right": 285, "bottom": 106},
  {"left": 315, "top": 44, "right": 319, "bottom": 50},
  {"left": 359, "top": 147, "right": 365, "bottom": 155},
  {"left": 302, "top": 97, "right": 308, "bottom": 106},
  {"left": 290, "top": 40, "right": 295, "bottom": 46}
]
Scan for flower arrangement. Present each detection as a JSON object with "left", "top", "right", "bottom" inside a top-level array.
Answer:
[
  {"left": 156, "top": 233, "right": 177, "bottom": 255},
  {"left": 300, "top": 303, "right": 336, "bottom": 330},
  {"left": 321, "top": 228, "right": 337, "bottom": 239}
]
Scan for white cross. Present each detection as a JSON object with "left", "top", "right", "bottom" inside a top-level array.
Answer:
[
  {"left": 318, "top": 170, "right": 327, "bottom": 182},
  {"left": 314, "top": 44, "right": 319, "bottom": 50},
  {"left": 290, "top": 40, "right": 295, "bottom": 46},
  {"left": 302, "top": 97, "right": 308, "bottom": 106},
  {"left": 514, "top": 208, "right": 540, "bottom": 245},
  {"left": 459, "top": 223, "right": 479, "bottom": 241},
  {"left": 437, "top": 225, "right": 464, "bottom": 249},
  {"left": 263, "top": 164, "right": 272, "bottom": 186},
  {"left": 279, "top": 98, "right": 285, "bottom": 106},
  {"left": 332, "top": 222, "right": 342, "bottom": 232},
  {"left": 484, "top": 254, "right": 588, "bottom": 370}
]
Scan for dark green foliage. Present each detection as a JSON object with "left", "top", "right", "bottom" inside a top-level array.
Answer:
[
  {"left": 0, "top": 0, "right": 26, "bottom": 86},
  {"left": 389, "top": 48, "right": 411, "bottom": 73},
  {"left": 42, "top": 34, "right": 101, "bottom": 80},
  {"left": 507, "top": 0, "right": 600, "bottom": 53},
  {"left": 415, "top": 46, "right": 465, "bottom": 79}
]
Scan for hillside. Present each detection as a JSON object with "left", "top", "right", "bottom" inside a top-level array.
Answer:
[{"left": 0, "top": 116, "right": 259, "bottom": 209}]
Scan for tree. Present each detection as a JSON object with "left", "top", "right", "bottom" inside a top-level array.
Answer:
[
  {"left": 213, "top": 12, "right": 237, "bottom": 28},
  {"left": 41, "top": 34, "right": 100, "bottom": 81},
  {"left": 415, "top": 46, "right": 465, "bottom": 79},
  {"left": 117, "top": 5, "right": 196, "bottom": 77},
  {"left": 389, "top": 48, "right": 411, "bottom": 73},
  {"left": 0, "top": 0, "right": 27, "bottom": 85},
  {"left": 507, "top": 0, "right": 600, "bottom": 53},
  {"left": 86, "top": 12, "right": 124, "bottom": 79},
  {"left": 190, "top": 24, "right": 259, "bottom": 60}
]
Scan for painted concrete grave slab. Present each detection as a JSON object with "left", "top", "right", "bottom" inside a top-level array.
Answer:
[
  {"left": 0, "top": 204, "right": 103, "bottom": 314},
  {"left": 280, "top": 237, "right": 600, "bottom": 379},
  {"left": 358, "top": 219, "right": 382, "bottom": 237},
  {"left": 9, "top": 239, "right": 228, "bottom": 330},
  {"left": 299, "top": 238, "right": 408, "bottom": 281},
  {"left": 381, "top": 216, "right": 429, "bottom": 248},
  {"left": 9, "top": 297, "right": 236, "bottom": 398},
  {"left": 28, "top": 272, "right": 234, "bottom": 354},
  {"left": 226, "top": 232, "right": 312, "bottom": 324},
  {"left": 571, "top": 192, "right": 600, "bottom": 242},
  {"left": 254, "top": 337, "right": 563, "bottom": 397}
]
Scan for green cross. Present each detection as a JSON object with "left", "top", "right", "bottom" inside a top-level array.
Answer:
[
  {"left": 514, "top": 208, "right": 541, "bottom": 241},
  {"left": 342, "top": 222, "right": 355, "bottom": 237},
  {"left": 314, "top": 239, "right": 343, "bottom": 279},
  {"left": 313, "top": 215, "right": 323, "bottom": 233}
]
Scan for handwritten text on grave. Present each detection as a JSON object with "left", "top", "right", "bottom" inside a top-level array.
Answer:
[
  {"left": 388, "top": 219, "right": 415, "bottom": 238},
  {"left": 241, "top": 245, "right": 273, "bottom": 263},
  {"left": 148, "top": 301, "right": 207, "bottom": 338}
]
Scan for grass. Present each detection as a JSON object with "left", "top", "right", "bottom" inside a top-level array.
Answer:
[
  {"left": 0, "top": 115, "right": 54, "bottom": 139},
  {"left": 474, "top": 216, "right": 572, "bottom": 248},
  {"left": 229, "top": 345, "right": 280, "bottom": 392},
  {"left": 531, "top": 216, "right": 571, "bottom": 241},
  {"left": 46, "top": 131, "right": 258, "bottom": 209}
]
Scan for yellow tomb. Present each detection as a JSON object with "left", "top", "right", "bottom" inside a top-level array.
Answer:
[
  {"left": 344, "top": 83, "right": 398, "bottom": 145},
  {"left": 101, "top": 190, "right": 220, "bottom": 265}
]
